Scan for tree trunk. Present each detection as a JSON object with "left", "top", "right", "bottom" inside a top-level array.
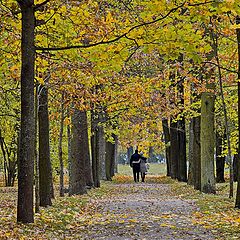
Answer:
[
  {"left": 38, "top": 84, "right": 52, "bottom": 206},
  {"left": 35, "top": 85, "right": 39, "bottom": 212},
  {"left": 67, "top": 117, "right": 72, "bottom": 192},
  {"left": 91, "top": 127, "right": 100, "bottom": 187},
  {"left": 188, "top": 119, "right": 194, "bottom": 185},
  {"left": 177, "top": 118, "right": 187, "bottom": 182},
  {"left": 200, "top": 92, "right": 216, "bottom": 194},
  {"left": 170, "top": 119, "right": 178, "bottom": 179},
  {"left": 114, "top": 135, "right": 118, "bottom": 174},
  {"left": 69, "top": 109, "right": 87, "bottom": 195},
  {"left": 99, "top": 125, "right": 106, "bottom": 180},
  {"left": 17, "top": 1, "right": 35, "bottom": 223},
  {"left": 216, "top": 132, "right": 225, "bottom": 183},
  {"left": 59, "top": 93, "right": 65, "bottom": 197},
  {"left": 162, "top": 119, "right": 171, "bottom": 176},
  {"left": 82, "top": 111, "right": 93, "bottom": 188},
  {"left": 236, "top": 16, "right": 240, "bottom": 208},
  {"left": 233, "top": 154, "right": 238, "bottom": 182},
  {"left": 105, "top": 140, "right": 115, "bottom": 181},
  {"left": 127, "top": 146, "right": 133, "bottom": 164},
  {"left": 193, "top": 116, "right": 201, "bottom": 191}
]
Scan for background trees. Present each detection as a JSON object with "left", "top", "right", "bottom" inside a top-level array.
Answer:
[{"left": 1, "top": 0, "right": 240, "bottom": 222}]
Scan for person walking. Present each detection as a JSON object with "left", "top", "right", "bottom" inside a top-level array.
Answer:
[
  {"left": 130, "top": 149, "right": 146, "bottom": 182},
  {"left": 140, "top": 158, "right": 148, "bottom": 182}
]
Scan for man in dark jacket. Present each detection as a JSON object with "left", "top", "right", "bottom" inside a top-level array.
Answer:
[{"left": 130, "top": 149, "right": 147, "bottom": 182}]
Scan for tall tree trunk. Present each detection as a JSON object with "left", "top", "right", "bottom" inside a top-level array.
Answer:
[
  {"left": 216, "top": 132, "right": 225, "bottom": 183},
  {"left": 59, "top": 93, "right": 65, "bottom": 197},
  {"left": 91, "top": 121, "right": 100, "bottom": 187},
  {"left": 200, "top": 92, "right": 216, "bottom": 194},
  {"left": 148, "top": 146, "right": 154, "bottom": 162},
  {"left": 67, "top": 116, "right": 72, "bottom": 192},
  {"left": 106, "top": 135, "right": 116, "bottom": 181},
  {"left": 35, "top": 85, "right": 39, "bottom": 212},
  {"left": 69, "top": 109, "right": 87, "bottom": 195},
  {"left": 114, "top": 135, "right": 118, "bottom": 174},
  {"left": 105, "top": 139, "right": 115, "bottom": 181},
  {"left": 82, "top": 111, "right": 93, "bottom": 188},
  {"left": 38, "top": 84, "right": 52, "bottom": 206},
  {"left": 17, "top": 1, "right": 35, "bottom": 223},
  {"left": 236, "top": 16, "right": 240, "bottom": 207},
  {"left": 170, "top": 119, "right": 178, "bottom": 179},
  {"left": 177, "top": 118, "right": 187, "bottom": 182},
  {"left": 193, "top": 116, "right": 201, "bottom": 191},
  {"left": 233, "top": 154, "right": 238, "bottom": 182},
  {"left": 99, "top": 125, "right": 106, "bottom": 180},
  {"left": 127, "top": 146, "right": 133, "bottom": 165},
  {"left": 188, "top": 119, "right": 194, "bottom": 185},
  {"left": 162, "top": 119, "right": 171, "bottom": 176}
]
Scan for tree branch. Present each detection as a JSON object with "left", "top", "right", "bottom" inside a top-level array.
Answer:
[
  {"left": 35, "top": 2, "right": 187, "bottom": 51},
  {"left": 34, "top": 0, "right": 50, "bottom": 11},
  {"left": 203, "top": 61, "right": 237, "bottom": 74}
]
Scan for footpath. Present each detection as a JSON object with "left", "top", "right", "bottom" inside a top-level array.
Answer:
[{"left": 78, "top": 183, "right": 217, "bottom": 240}]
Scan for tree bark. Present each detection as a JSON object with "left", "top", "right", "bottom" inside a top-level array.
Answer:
[
  {"left": 188, "top": 119, "right": 194, "bottom": 185},
  {"left": 91, "top": 126, "right": 100, "bottom": 187},
  {"left": 35, "top": 85, "right": 39, "bottom": 212},
  {"left": 200, "top": 92, "right": 216, "bottom": 194},
  {"left": 193, "top": 116, "right": 201, "bottom": 191},
  {"left": 69, "top": 109, "right": 87, "bottom": 195},
  {"left": 177, "top": 118, "right": 187, "bottom": 182},
  {"left": 99, "top": 125, "right": 106, "bottom": 180},
  {"left": 162, "top": 119, "right": 171, "bottom": 176},
  {"left": 216, "top": 132, "right": 225, "bottom": 183},
  {"left": 67, "top": 117, "right": 72, "bottom": 192},
  {"left": 82, "top": 111, "right": 93, "bottom": 188},
  {"left": 105, "top": 135, "right": 116, "bottom": 181},
  {"left": 38, "top": 84, "right": 52, "bottom": 206},
  {"left": 127, "top": 146, "right": 133, "bottom": 165},
  {"left": 233, "top": 154, "right": 238, "bottom": 182},
  {"left": 236, "top": 16, "right": 240, "bottom": 207},
  {"left": 59, "top": 93, "right": 65, "bottom": 197},
  {"left": 114, "top": 135, "right": 118, "bottom": 174},
  {"left": 17, "top": 0, "right": 35, "bottom": 223},
  {"left": 170, "top": 119, "right": 178, "bottom": 179}
]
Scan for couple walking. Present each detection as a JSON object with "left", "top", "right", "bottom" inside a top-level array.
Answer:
[{"left": 130, "top": 149, "right": 148, "bottom": 182}]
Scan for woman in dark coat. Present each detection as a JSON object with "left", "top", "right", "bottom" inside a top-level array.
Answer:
[{"left": 130, "top": 149, "right": 146, "bottom": 182}]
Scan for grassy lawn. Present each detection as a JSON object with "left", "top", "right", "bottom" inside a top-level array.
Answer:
[{"left": 117, "top": 163, "right": 167, "bottom": 176}]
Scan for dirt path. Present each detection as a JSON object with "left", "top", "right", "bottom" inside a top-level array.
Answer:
[{"left": 77, "top": 183, "right": 216, "bottom": 240}]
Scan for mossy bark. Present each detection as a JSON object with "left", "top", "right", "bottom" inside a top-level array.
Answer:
[{"left": 200, "top": 92, "right": 216, "bottom": 194}]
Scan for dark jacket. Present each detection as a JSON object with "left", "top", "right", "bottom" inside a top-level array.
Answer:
[{"left": 130, "top": 153, "right": 146, "bottom": 168}]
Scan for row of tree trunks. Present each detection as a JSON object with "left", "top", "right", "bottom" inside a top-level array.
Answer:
[
  {"left": 168, "top": 119, "right": 187, "bottom": 182},
  {"left": 0, "top": 129, "right": 18, "bottom": 187}
]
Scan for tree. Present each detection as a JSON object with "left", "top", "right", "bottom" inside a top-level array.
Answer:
[
  {"left": 38, "top": 82, "right": 52, "bottom": 206},
  {"left": 69, "top": 108, "right": 87, "bottom": 195},
  {"left": 216, "top": 132, "right": 225, "bottom": 183},
  {"left": 17, "top": 0, "right": 35, "bottom": 223},
  {"left": 162, "top": 119, "right": 171, "bottom": 176},
  {"left": 200, "top": 91, "right": 216, "bottom": 194},
  {"left": 235, "top": 15, "right": 240, "bottom": 208}
]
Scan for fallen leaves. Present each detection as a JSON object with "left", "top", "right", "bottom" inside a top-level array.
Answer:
[{"left": 0, "top": 177, "right": 238, "bottom": 239}]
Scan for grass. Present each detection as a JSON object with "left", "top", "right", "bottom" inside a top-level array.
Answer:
[
  {"left": 117, "top": 163, "right": 167, "bottom": 176},
  {"left": 1, "top": 164, "right": 240, "bottom": 239}
]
